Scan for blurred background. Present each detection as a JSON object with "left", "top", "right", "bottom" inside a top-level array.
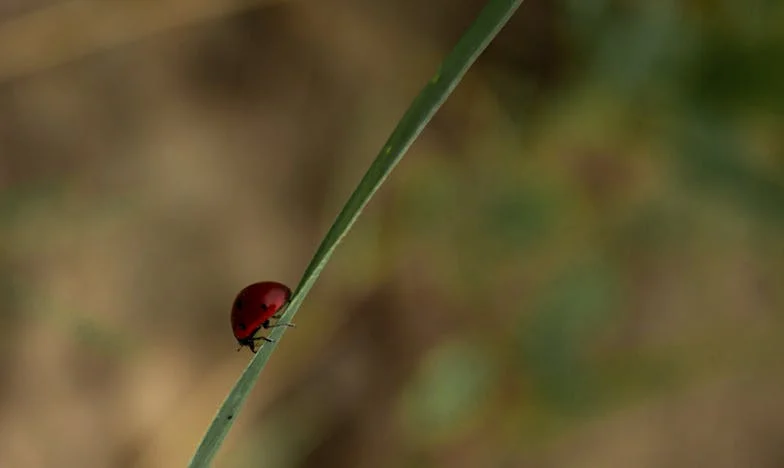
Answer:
[{"left": 1, "top": 0, "right": 783, "bottom": 467}]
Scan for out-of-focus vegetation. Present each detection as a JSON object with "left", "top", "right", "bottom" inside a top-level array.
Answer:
[{"left": 1, "top": 1, "right": 782, "bottom": 467}]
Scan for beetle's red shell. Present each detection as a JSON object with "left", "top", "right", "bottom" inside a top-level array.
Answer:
[{"left": 231, "top": 281, "right": 291, "bottom": 352}]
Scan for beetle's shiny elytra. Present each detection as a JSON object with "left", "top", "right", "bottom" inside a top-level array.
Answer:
[{"left": 230, "top": 281, "right": 293, "bottom": 353}]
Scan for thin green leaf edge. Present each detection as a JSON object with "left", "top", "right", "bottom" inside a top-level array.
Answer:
[{"left": 188, "top": 1, "right": 524, "bottom": 466}]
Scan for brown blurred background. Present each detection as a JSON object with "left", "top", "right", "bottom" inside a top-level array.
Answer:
[{"left": 1, "top": 0, "right": 783, "bottom": 467}]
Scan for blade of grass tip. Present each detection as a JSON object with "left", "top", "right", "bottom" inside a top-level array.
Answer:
[{"left": 188, "top": 0, "right": 524, "bottom": 466}]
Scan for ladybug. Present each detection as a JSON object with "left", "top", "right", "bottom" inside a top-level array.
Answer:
[{"left": 231, "top": 281, "right": 294, "bottom": 353}]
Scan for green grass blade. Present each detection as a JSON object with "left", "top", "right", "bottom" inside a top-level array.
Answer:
[{"left": 188, "top": 1, "right": 524, "bottom": 466}]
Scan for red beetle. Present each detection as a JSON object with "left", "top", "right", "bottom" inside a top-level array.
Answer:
[{"left": 231, "top": 281, "right": 294, "bottom": 353}]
